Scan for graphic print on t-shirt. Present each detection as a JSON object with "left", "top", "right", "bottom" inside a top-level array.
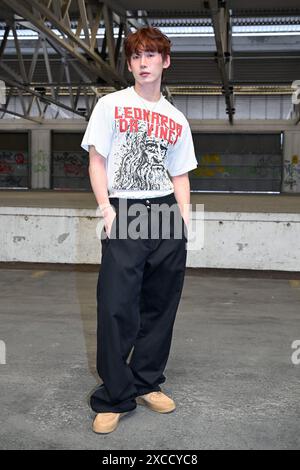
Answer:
[
  {"left": 113, "top": 106, "right": 182, "bottom": 191},
  {"left": 81, "top": 86, "right": 198, "bottom": 198},
  {"left": 114, "top": 129, "right": 170, "bottom": 191}
]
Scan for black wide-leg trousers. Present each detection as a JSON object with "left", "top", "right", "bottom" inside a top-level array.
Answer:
[{"left": 90, "top": 192, "right": 187, "bottom": 413}]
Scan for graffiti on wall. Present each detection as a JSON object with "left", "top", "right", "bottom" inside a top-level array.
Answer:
[
  {"left": 0, "top": 151, "right": 26, "bottom": 167},
  {"left": 32, "top": 150, "right": 48, "bottom": 173},
  {"left": 283, "top": 155, "right": 300, "bottom": 191},
  {"left": 52, "top": 151, "right": 89, "bottom": 189},
  {"left": 194, "top": 154, "right": 225, "bottom": 177},
  {"left": 53, "top": 152, "right": 88, "bottom": 177},
  {"left": 192, "top": 153, "right": 281, "bottom": 179},
  {"left": 252, "top": 155, "right": 280, "bottom": 178},
  {"left": 0, "top": 150, "right": 28, "bottom": 187}
]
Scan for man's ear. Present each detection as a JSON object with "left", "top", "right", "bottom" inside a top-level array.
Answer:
[
  {"left": 127, "top": 60, "right": 132, "bottom": 73},
  {"left": 163, "top": 54, "right": 171, "bottom": 70}
]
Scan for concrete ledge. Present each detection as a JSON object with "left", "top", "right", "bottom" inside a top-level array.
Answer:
[
  {"left": 190, "top": 212, "right": 300, "bottom": 271},
  {"left": 0, "top": 190, "right": 300, "bottom": 213},
  {"left": 0, "top": 206, "right": 299, "bottom": 271},
  {"left": 2, "top": 205, "right": 300, "bottom": 221}
]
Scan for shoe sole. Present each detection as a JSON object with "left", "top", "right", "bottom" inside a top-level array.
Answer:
[
  {"left": 92, "top": 411, "right": 129, "bottom": 434},
  {"left": 136, "top": 396, "right": 176, "bottom": 413}
]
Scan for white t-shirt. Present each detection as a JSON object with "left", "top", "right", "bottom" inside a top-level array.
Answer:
[{"left": 81, "top": 86, "right": 198, "bottom": 199}]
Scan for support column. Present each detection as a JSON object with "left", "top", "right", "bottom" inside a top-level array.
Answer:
[{"left": 31, "top": 129, "right": 51, "bottom": 188}]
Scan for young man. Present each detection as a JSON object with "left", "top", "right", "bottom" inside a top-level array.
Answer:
[{"left": 81, "top": 26, "right": 198, "bottom": 434}]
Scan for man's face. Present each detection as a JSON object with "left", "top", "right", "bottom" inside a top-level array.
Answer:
[{"left": 127, "top": 48, "right": 170, "bottom": 85}]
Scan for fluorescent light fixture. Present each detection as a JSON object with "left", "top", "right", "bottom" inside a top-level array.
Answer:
[{"left": 1, "top": 22, "right": 300, "bottom": 40}]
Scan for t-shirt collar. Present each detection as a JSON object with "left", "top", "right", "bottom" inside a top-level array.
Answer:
[{"left": 130, "top": 85, "right": 163, "bottom": 106}]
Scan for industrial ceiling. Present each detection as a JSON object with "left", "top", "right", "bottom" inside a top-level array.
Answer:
[{"left": 0, "top": 0, "right": 299, "bottom": 123}]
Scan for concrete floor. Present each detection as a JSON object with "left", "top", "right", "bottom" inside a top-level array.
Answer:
[{"left": 0, "top": 267, "right": 300, "bottom": 450}]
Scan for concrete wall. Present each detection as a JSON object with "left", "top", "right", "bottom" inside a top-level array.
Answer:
[
  {"left": 0, "top": 207, "right": 99, "bottom": 264},
  {"left": 1, "top": 117, "right": 299, "bottom": 193},
  {"left": 1, "top": 207, "right": 299, "bottom": 271},
  {"left": 189, "top": 212, "right": 300, "bottom": 271}
]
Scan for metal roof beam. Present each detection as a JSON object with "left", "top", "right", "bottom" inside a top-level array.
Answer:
[
  {"left": 0, "top": 25, "right": 98, "bottom": 119},
  {"left": 0, "top": 105, "right": 42, "bottom": 122},
  {"left": 2, "top": 0, "right": 128, "bottom": 87},
  {"left": 209, "top": 0, "right": 235, "bottom": 123},
  {"left": 0, "top": 26, "right": 10, "bottom": 60},
  {"left": 0, "top": 74, "right": 94, "bottom": 119}
]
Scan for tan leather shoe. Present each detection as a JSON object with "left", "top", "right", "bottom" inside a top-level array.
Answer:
[
  {"left": 92, "top": 412, "right": 128, "bottom": 434},
  {"left": 136, "top": 391, "right": 176, "bottom": 413}
]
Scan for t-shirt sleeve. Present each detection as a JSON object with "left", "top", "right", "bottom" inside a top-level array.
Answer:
[
  {"left": 165, "top": 119, "right": 198, "bottom": 176},
  {"left": 81, "top": 98, "right": 113, "bottom": 158}
]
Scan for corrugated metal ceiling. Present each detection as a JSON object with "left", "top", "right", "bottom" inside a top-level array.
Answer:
[{"left": 117, "top": 0, "right": 300, "bottom": 14}]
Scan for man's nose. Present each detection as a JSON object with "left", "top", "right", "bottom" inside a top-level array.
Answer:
[{"left": 140, "top": 55, "right": 147, "bottom": 66}]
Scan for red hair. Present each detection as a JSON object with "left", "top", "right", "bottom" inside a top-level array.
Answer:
[{"left": 124, "top": 26, "right": 172, "bottom": 63}]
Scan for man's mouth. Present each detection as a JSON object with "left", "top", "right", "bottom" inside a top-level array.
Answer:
[{"left": 140, "top": 72, "right": 150, "bottom": 76}]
